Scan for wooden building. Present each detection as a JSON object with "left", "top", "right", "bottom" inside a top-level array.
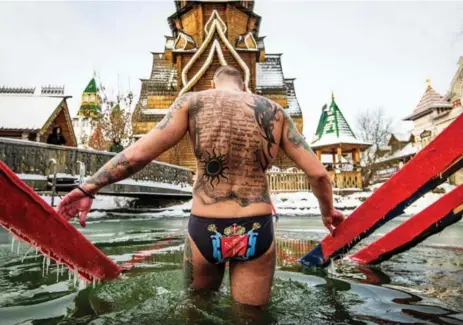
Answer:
[
  {"left": 311, "top": 93, "right": 370, "bottom": 188},
  {"left": 132, "top": 0, "right": 303, "bottom": 170},
  {"left": 403, "top": 60, "right": 463, "bottom": 185},
  {"left": 72, "top": 77, "right": 103, "bottom": 148},
  {"left": 0, "top": 86, "right": 77, "bottom": 147}
]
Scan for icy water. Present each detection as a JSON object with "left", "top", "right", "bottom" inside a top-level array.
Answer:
[{"left": 0, "top": 215, "right": 462, "bottom": 325}]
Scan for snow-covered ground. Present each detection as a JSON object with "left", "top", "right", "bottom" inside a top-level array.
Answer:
[
  {"left": 270, "top": 182, "right": 457, "bottom": 217},
  {"left": 41, "top": 182, "right": 457, "bottom": 219}
]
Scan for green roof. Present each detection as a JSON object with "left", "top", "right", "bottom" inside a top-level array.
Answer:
[
  {"left": 315, "top": 104, "right": 328, "bottom": 138},
  {"left": 77, "top": 77, "right": 102, "bottom": 118},
  {"left": 315, "top": 95, "right": 355, "bottom": 140},
  {"left": 84, "top": 78, "right": 98, "bottom": 93},
  {"left": 310, "top": 93, "right": 371, "bottom": 149}
]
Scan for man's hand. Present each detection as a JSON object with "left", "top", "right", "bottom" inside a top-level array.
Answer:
[
  {"left": 56, "top": 189, "right": 93, "bottom": 228},
  {"left": 322, "top": 209, "right": 345, "bottom": 237}
]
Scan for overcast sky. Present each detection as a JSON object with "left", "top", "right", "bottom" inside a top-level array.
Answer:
[{"left": 0, "top": 1, "right": 462, "bottom": 137}]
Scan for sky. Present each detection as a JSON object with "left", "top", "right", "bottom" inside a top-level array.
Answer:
[{"left": 0, "top": 1, "right": 462, "bottom": 138}]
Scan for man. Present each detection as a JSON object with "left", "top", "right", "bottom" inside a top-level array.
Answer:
[
  {"left": 57, "top": 66, "right": 344, "bottom": 307},
  {"left": 109, "top": 137, "right": 124, "bottom": 153}
]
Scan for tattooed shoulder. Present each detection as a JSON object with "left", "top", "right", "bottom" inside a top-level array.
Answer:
[
  {"left": 155, "top": 92, "right": 195, "bottom": 130},
  {"left": 283, "top": 110, "right": 314, "bottom": 153}
]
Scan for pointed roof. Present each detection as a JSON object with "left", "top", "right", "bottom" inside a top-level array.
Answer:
[
  {"left": 311, "top": 93, "right": 370, "bottom": 150},
  {"left": 77, "top": 77, "right": 102, "bottom": 118},
  {"left": 403, "top": 79, "right": 452, "bottom": 121},
  {"left": 84, "top": 78, "right": 98, "bottom": 93}
]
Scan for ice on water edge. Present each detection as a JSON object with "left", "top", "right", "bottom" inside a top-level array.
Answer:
[{"left": 8, "top": 233, "right": 99, "bottom": 290}]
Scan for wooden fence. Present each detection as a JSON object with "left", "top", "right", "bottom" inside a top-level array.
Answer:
[
  {"left": 267, "top": 172, "right": 311, "bottom": 193},
  {"left": 267, "top": 170, "right": 363, "bottom": 192}
]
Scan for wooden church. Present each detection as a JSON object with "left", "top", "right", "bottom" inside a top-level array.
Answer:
[{"left": 132, "top": 0, "right": 303, "bottom": 170}]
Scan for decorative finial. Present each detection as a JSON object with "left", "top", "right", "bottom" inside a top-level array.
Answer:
[
  {"left": 426, "top": 78, "right": 431, "bottom": 88},
  {"left": 331, "top": 91, "right": 335, "bottom": 100}
]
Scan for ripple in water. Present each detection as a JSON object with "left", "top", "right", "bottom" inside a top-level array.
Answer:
[{"left": 0, "top": 217, "right": 462, "bottom": 325}]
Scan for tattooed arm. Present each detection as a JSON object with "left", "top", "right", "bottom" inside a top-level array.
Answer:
[
  {"left": 280, "top": 110, "right": 337, "bottom": 225},
  {"left": 82, "top": 93, "right": 192, "bottom": 194}
]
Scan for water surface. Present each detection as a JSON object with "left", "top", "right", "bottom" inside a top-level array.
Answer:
[{"left": 0, "top": 215, "right": 462, "bottom": 325}]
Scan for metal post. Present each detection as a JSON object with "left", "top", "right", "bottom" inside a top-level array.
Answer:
[
  {"left": 47, "top": 159, "right": 57, "bottom": 207},
  {"left": 76, "top": 161, "right": 86, "bottom": 185}
]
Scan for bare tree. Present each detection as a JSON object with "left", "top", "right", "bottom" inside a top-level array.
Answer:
[
  {"left": 356, "top": 107, "right": 393, "bottom": 187},
  {"left": 87, "top": 76, "right": 135, "bottom": 151}
]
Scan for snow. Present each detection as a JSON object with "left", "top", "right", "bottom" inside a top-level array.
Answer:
[
  {"left": 0, "top": 95, "right": 63, "bottom": 130},
  {"left": 270, "top": 191, "right": 366, "bottom": 216},
  {"left": 41, "top": 195, "right": 136, "bottom": 211},
  {"left": 256, "top": 54, "right": 285, "bottom": 89},
  {"left": 311, "top": 132, "right": 370, "bottom": 149},
  {"left": 389, "top": 132, "right": 412, "bottom": 143},
  {"left": 376, "top": 143, "right": 418, "bottom": 163},
  {"left": 17, "top": 174, "right": 47, "bottom": 181},
  {"left": 269, "top": 182, "right": 456, "bottom": 217},
  {"left": 40, "top": 178, "right": 455, "bottom": 220},
  {"left": 115, "top": 178, "right": 192, "bottom": 192},
  {"left": 142, "top": 109, "right": 169, "bottom": 115},
  {"left": 404, "top": 183, "right": 457, "bottom": 215}
]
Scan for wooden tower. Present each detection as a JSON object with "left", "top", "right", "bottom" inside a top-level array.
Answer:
[
  {"left": 132, "top": 1, "right": 304, "bottom": 170},
  {"left": 311, "top": 93, "right": 370, "bottom": 188}
]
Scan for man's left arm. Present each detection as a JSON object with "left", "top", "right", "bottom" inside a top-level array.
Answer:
[{"left": 81, "top": 93, "right": 192, "bottom": 195}]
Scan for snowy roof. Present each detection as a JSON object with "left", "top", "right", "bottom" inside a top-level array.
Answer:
[
  {"left": 0, "top": 95, "right": 64, "bottom": 130},
  {"left": 284, "top": 79, "right": 302, "bottom": 117},
  {"left": 0, "top": 86, "right": 35, "bottom": 95},
  {"left": 388, "top": 132, "right": 413, "bottom": 143},
  {"left": 256, "top": 54, "right": 285, "bottom": 90},
  {"left": 311, "top": 96, "right": 371, "bottom": 149},
  {"left": 376, "top": 142, "right": 417, "bottom": 163},
  {"left": 142, "top": 109, "right": 169, "bottom": 115},
  {"left": 403, "top": 85, "right": 452, "bottom": 121},
  {"left": 165, "top": 36, "right": 175, "bottom": 50},
  {"left": 140, "top": 53, "right": 177, "bottom": 94},
  {"left": 257, "top": 37, "right": 265, "bottom": 50}
]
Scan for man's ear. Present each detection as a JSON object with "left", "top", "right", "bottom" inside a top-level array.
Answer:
[{"left": 242, "top": 83, "right": 246, "bottom": 91}]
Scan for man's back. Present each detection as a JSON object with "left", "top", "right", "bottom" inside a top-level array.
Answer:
[
  {"left": 188, "top": 89, "right": 283, "bottom": 218},
  {"left": 58, "top": 65, "right": 342, "bottom": 307}
]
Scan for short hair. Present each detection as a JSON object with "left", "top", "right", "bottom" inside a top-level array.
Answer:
[{"left": 213, "top": 65, "right": 243, "bottom": 86}]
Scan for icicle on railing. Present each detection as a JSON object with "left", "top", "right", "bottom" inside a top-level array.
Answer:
[
  {"left": 8, "top": 233, "right": 101, "bottom": 290},
  {"left": 21, "top": 245, "right": 34, "bottom": 263}
]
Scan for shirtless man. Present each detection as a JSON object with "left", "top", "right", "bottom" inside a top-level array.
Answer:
[{"left": 57, "top": 66, "right": 344, "bottom": 307}]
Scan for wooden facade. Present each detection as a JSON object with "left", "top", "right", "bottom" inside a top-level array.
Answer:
[{"left": 132, "top": 1, "right": 303, "bottom": 171}]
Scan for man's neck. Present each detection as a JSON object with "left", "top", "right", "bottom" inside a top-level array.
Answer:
[{"left": 214, "top": 84, "right": 242, "bottom": 92}]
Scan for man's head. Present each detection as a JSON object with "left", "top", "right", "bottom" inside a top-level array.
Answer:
[
  {"left": 212, "top": 66, "right": 245, "bottom": 90},
  {"left": 113, "top": 137, "right": 121, "bottom": 144}
]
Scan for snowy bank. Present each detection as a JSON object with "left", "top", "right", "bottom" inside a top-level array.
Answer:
[{"left": 41, "top": 182, "right": 456, "bottom": 220}]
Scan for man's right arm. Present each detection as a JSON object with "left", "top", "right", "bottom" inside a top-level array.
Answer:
[{"left": 279, "top": 110, "right": 334, "bottom": 220}]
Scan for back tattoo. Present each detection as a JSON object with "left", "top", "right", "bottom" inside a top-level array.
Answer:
[{"left": 188, "top": 90, "right": 283, "bottom": 207}]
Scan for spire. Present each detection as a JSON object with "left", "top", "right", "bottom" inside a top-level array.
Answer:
[
  {"left": 426, "top": 77, "right": 431, "bottom": 89},
  {"left": 77, "top": 77, "right": 102, "bottom": 119},
  {"left": 311, "top": 94, "right": 369, "bottom": 149},
  {"left": 403, "top": 79, "right": 452, "bottom": 121}
]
